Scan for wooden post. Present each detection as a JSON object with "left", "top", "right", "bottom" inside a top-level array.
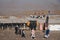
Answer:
[
  {"left": 24, "top": 23, "right": 25, "bottom": 29},
  {"left": 2, "top": 26, "right": 3, "bottom": 30}
]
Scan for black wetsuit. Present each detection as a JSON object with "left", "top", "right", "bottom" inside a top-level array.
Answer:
[{"left": 29, "top": 21, "right": 37, "bottom": 30}]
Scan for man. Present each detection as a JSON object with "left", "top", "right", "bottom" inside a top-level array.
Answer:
[
  {"left": 44, "top": 15, "right": 50, "bottom": 38},
  {"left": 15, "top": 25, "right": 19, "bottom": 34}
]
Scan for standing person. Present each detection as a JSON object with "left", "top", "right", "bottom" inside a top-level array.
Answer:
[
  {"left": 30, "top": 20, "right": 37, "bottom": 39},
  {"left": 21, "top": 29, "right": 25, "bottom": 38},
  {"left": 15, "top": 25, "right": 19, "bottom": 34},
  {"left": 44, "top": 15, "right": 50, "bottom": 38}
]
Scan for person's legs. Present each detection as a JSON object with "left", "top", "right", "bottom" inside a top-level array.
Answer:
[
  {"left": 44, "top": 29, "right": 50, "bottom": 38},
  {"left": 31, "top": 29, "right": 35, "bottom": 39}
]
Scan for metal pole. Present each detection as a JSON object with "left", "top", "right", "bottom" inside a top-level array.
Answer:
[{"left": 24, "top": 23, "right": 25, "bottom": 29}]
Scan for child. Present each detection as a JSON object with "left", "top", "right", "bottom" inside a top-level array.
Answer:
[{"left": 31, "top": 29, "right": 35, "bottom": 39}]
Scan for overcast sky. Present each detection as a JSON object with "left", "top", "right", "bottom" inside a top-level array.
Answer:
[{"left": 0, "top": 0, "right": 60, "bottom": 15}]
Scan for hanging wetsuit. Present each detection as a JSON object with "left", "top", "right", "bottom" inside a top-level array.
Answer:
[{"left": 29, "top": 21, "right": 37, "bottom": 30}]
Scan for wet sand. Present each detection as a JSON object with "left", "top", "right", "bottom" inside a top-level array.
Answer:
[{"left": 0, "top": 29, "right": 60, "bottom": 40}]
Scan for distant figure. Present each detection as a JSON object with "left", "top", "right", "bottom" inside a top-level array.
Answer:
[
  {"left": 36, "top": 16, "right": 40, "bottom": 18},
  {"left": 15, "top": 25, "right": 19, "bottom": 34},
  {"left": 21, "top": 29, "right": 25, "bottom": 38}
]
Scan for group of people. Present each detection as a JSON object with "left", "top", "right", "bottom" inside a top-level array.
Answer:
[
  {"left": 29, "top": 20, "right": 50, "bottom": 39},
  {"left": 14, "top": 15, "right": 50, "bottom": 39},
  {"left": 15, "top": 25, "right": 25, "bottom": 37},
  {"left": 15, "top": 21, "right": 50, "bottom": 39}
]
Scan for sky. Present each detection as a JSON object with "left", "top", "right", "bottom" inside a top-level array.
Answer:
[{"left": 0, "top": 0, "right": 60, "bottom": 16}]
